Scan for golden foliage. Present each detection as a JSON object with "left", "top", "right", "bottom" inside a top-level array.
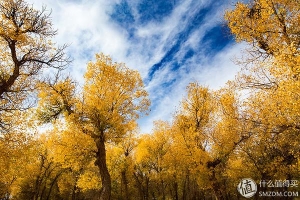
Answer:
[
  {"left": 1, "top": 0, "right": 299, "bottom": 199},
  {"left": 83, "top": 53, "right": 150, "bottom": 140}
]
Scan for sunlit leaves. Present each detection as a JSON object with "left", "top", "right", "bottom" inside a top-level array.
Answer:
[
  {"left": 83, "top": 53, "right": 150, "bottom": 140},
  {"left": 225, "top": 0, "right": 300, "bottom": 190},
  {"left": 0, "top": 0, "right": 69, "bottom": 132},
  {"left": 2, "top": 0, "right": 299, "bottom": 199},
  {"left": 37, "top": 78, "right": 76, "bottom": 123}
]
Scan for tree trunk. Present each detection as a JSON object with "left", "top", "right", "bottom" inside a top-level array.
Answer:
[
  {"left": 46, "top": 171, "right": 63, "bottom": 200},
  {"left": 182, "top": 171, "right": 190, "bottom": 200},
  {"left": 95, "top": 137, "right": 111, "bottom": 200},
  {"left": 210, "top": 170, "right": 225, "bottom": 200},
  {"left": 173, "top": 181, "right": 179, "bottom": 200},
  {"left": 121, "top": 170, "right": 130, "bottom": 200},
  {"left": 133, "top": 172, "right": 144, "bottom": 200}
]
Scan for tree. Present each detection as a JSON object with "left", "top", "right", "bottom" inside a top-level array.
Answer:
[
  {"left": 134, "top": 121, "right": 172, "bottom": 200},
  {"left": 225, "top": 0, "right": 300, "bottom": 57},
  {"left": 106, "top": 131, "right": 138, "bottom": 200},
  {"left": 225, "top": 1, "right": 300, "bottom": 197},
  {"left": 0, "top": 131, "right": 34, "bottom": 199},
  {"left": 82, "top": 53, "right": 150, "bottom": 200},
  {"left": 44, "top": 126, "right": 101, "bottom": 200},
  {"left": 0, "top": 0, "right": 69, "bottom": 131},
  {"left": 37, "top": 53, "right": 150, "bottom": 199},
  {"left": 170, "top": 84, "right": 214, "bottom": 199}
]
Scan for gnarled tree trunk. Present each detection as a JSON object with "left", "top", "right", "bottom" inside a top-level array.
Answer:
[{"left": 95, "top": 136, "right": 111, "bottom": 200}]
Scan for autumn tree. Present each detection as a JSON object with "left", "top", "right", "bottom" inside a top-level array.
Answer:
[
  {"left": 225, "top": 0, "right": 300, "bottom": 196},
  {"left": 225, "top": 0, "right": 300, "bottom": 58},
  {"left": 0, "top": 1, "right": 70, "bottom": 197},
  {"left": 0, "top": 131, "right": 34, "bottom": 199},
  {"left": 0, "top": 0, "right": 69, "bottom": 131},
  {"left": 81, "top": 53, "right": 150, "bottom": 200},
  {"left": 150, "top": 83, "right": 259, "bottom": 200},
  {"left": 0, "top": 115, "right": 67, "bottom": 200},
  {"left": 170, "top": 84, "right": 242, "bottom": 199},
  {"left": 37, "top": 53, "right": 150, "bottom": 199},
  {"left": 170, "top": 84, "right": 213, "bottom": 199},
  {"left": 41, "top": 126, "right": 100, "bottom": 200},
  {"left": 134, "top": 121, "right": 173, "bottom": 200},
  {"left": 103, "top": 132, "right": 138, "bottom": 200}
]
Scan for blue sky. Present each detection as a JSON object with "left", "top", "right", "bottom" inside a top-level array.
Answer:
[{"left": 28, "top": 0, "right": 245, "bottom": 133}]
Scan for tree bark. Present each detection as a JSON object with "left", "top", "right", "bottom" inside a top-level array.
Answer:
[
  {"left": 121, "top": 170, "right": 130, "bottom": 200},
  {"left": 94, "top": 136, "right": 111, "bottom": 200},
  {"left": 210, "top": 170, "right": 226, "bottom": 200}
]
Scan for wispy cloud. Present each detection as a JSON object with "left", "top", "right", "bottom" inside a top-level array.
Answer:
[{"left": 27, "top": 0, "right": 242, "bottom": 133}]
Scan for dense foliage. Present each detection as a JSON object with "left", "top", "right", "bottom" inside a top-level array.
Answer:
[{"left": 0, "top": 0, "right": 299, "bottom": 199}]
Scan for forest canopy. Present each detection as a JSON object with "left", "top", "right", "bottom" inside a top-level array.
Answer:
[{"left": 0, "top": 0, "right": 299, "bottom": 200}]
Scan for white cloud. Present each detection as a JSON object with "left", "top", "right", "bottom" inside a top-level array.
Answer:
[
  {"left": 26, "top": 0, "right": 243, "bottom": 134},
  {"left": 135, "top": 1, "right": 244, "bottom": 133},
  {"left": 137, "top": 43, "right": 245, "bottom": 133},
  {"left": 28, "top": 0, "right": 129, "bottom": 71}
]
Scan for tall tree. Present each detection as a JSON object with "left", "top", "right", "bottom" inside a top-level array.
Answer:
[
  {"left": 82, "top": 53, "right": 150, "bottom": 200},
  {"left": 0, "top": 0, "right": 69, "bottom": 131},
  {"left": 225, "top": 0, "right": 300, "bottom": 195},
  {"left": 37, "top": 53, "right": 150, "bottom": 199}
]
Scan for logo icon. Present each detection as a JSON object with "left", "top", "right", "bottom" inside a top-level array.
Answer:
[{"left": 237, "top": 178, "right": 257, "bottom": 198}]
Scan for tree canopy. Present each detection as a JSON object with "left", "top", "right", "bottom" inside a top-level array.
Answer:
[{"left": 1, "top": 0, "right": 299, "bottom": 200}]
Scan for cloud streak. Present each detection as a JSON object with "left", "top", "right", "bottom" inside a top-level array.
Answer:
[{"left": 27, "top": 0, "right": 242, "bottom": 133}]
